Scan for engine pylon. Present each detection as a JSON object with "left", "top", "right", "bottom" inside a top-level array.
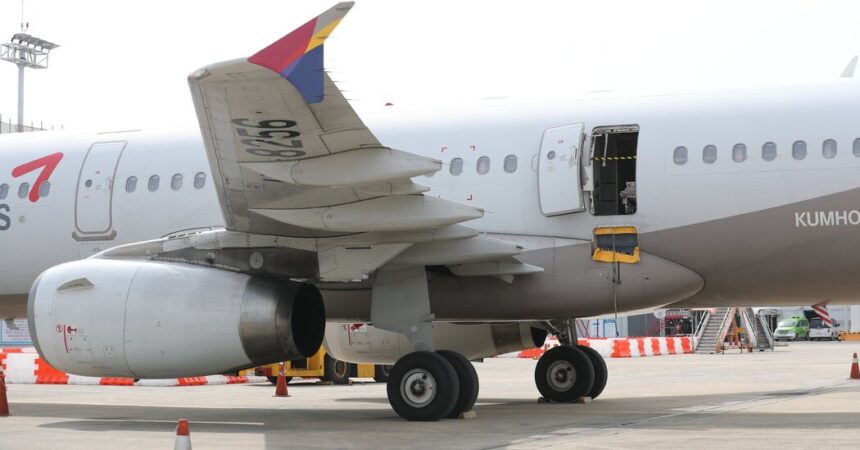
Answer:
[
  {"left": 0, "top": 373, "right": 9, "bottom": 417},
  {"left": 274, "top": 362, "right": 290, "bottom": 397},
  {"left": 174, "top": 418, "right": 192, "bottom": 450},
  {"left": 851, "top": 353, "right": 860, "bottom": 380}
]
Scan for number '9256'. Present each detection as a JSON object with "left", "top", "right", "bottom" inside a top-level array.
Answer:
[{"left": 232, "top": 119, "right": 306, "bottom": 159}]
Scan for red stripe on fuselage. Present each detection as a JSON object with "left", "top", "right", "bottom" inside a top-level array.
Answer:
[{"left": 11, "top": 152, "right": 64, "bottom": 203}]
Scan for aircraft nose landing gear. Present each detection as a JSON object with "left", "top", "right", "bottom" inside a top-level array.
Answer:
[{"left": 535, "top": 346, "right": 599, "bottom": 403}]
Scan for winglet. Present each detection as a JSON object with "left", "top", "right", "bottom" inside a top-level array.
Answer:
[
  {"left": 841, "top": 55, "right": 858, "bottom": 78},
  {"left": 248, "top": 2, "right": 354, "bottom": 103}
]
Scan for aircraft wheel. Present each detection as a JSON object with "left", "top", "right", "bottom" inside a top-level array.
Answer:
[
  {"left": 387, "top": 351, "right": 459, "bottom": 421},
  {"left": 374, "top": 364, "right": 393, "bottom": 382},
  {"left": 577, "top": 345, "right": 608, "bottom": 399},
  {"left": 322, "top": 354, "right": 352, "bottom": 385},
  {"left": 535, "top": 346, "right": 595, "bottom": 403},
  {"left": 437, "top": 350, "right": 479, "bottom": 418}
]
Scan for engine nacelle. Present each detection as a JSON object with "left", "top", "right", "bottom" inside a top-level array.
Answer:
[
  {"left": 324, "top": 322, "right": 547, "bottom": 364},
  {"left": 28, "top": 259, "right": 325, "bottom": 378}
]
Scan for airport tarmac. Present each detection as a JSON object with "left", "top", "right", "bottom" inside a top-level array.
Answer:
[{"left": 1, "top": 341, "right": 859, "bottom": 449}]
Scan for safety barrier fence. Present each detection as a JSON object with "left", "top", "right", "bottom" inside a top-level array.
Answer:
[
  {"left": 518, "top": 336, "right": 695, "bottom": 359},
  {"left": 0, "top": 347, "right": 267, "bottom": 386}
]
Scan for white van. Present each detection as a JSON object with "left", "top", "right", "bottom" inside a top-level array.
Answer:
[{"left": 808, "top": 317, "right": 840, "bottom": 341}]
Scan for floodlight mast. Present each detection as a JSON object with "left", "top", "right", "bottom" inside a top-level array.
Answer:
[{"left": 1, "top": 33, "right": 59, "bottom": 132}]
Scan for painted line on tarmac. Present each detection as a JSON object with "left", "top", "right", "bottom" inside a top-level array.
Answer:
[{"left": 498, "top": 378, "right": 858, "bottom": 450}]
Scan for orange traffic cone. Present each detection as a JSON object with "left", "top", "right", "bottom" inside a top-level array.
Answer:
[
  {"left": 174, "top": 418, "right": 192, "bottom": 450},
  {"left": 0, "top": 373, "right": 9, "bottom": 417},
  {"left": 274, "top": 362, "right": 289, "bottom": 397},
  {"left": 850, "top": 353, "right": 860, "bottom": 380}
]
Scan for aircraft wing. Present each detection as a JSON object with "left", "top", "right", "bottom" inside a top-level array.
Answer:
[
  {"left": 188, "top": 2, "right": 482, "bottom": 239},
  {"left": 145, "top": 2, "right": 541, "bottom": 282}
]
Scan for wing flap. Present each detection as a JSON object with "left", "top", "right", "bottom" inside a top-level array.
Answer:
[{"left": 188, "top": 1, "right": 483, "bottom": 252}]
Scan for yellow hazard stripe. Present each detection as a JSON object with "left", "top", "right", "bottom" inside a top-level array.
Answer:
[
  {"left": 593, "top": 226, "right": 638, "bottom": 235},
  {"left": 591, "top": 156, "right": 637, "bottom": 161}
]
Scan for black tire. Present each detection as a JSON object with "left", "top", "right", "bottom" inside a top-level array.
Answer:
[
  {"left": 577, "top": 345, "right": 608, "bottom": 399},
  {"left": 437, "top": 350, "right": 480, "bottom": 418},
  {"left": 535, "top": 346, "right": 595, "bottom": 403},
  {"left": 386, "top": 351, "right": 459, "bottom": 421},
  {"left": 267, "top": 376, "right": 292, "bottom": 385},
  {"left": 322, "top": 354, "right": 352, "bottom": 385},
  {"left": 374, "top": 364, "right": 393, "bottom": 383}
]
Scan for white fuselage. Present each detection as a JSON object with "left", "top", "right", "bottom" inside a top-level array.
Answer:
[{"left": 3, "top": 79, "right": 860, "bottom": 314}]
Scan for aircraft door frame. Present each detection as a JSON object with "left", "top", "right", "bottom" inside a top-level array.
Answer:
[
  {"left": 538, "top": 123, "right": 586, "bottom": 216},
  {"left": 72, "top": 141, "right": 127, "bottom": 241}
]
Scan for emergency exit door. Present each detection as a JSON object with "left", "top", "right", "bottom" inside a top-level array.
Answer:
[
  {"left": 73, "top": 141, "right": 126, "bottom": 240},
  {"left": 538, "top": 123, "right": 585, "bottom": 216}
]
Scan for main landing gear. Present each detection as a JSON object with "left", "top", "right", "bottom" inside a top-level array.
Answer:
[
  {"left": 534, "top": 345, "right": 607, "bottom": 402},
  {"left": 386, "top": 350, "right": 479, "bottom": 421}
]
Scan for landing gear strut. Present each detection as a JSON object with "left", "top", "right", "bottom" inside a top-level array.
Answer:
[{"left": 386, "top": 350, "right": 478, "bottom": 421}]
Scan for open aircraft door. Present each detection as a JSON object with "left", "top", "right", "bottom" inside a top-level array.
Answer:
[
  {"left": 538, "top": 123, "right": 585, "bottom": 216},
  {"left": 73, "top": 141, "right": 126, "bottom": 241}
]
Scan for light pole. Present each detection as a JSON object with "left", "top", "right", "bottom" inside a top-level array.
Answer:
[{"left": 1, "top": 33, "right": 59, "bottom": 132}]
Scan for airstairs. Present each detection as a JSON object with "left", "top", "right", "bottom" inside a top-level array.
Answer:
[
  {"left": 747, "top": 309, "right": 775, "bottom": 351},
  {"left": 694, "top": 307, "right": 774, "bottom": 353},
  {"left": 694, "top": 307, "right": 730, "bottom": 353}
]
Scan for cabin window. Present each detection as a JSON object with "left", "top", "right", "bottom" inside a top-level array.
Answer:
[
  {"left": 673, "top": 146, "right": 687, "bottom": 165},
  {"left": 0, "top": 184, "right": 7, "bottom": 200},
  {"left": 476, "top": 156, "right": 490, "bottom": 175},
  {"left": 504, "top": 155, "right": 518, "bottom": 173},
  {"left": 38, "top": 181, "right": 50, "bottom": 198},
  {"left": 148, "top": 175, "right": 160, "bottom": 192},
  {"left": 171, "top": 174, "right": 183, "bottom": 191},
  {"left": 762, "top": 142, "right": 777, "bottom": 161},
  {"left": 853, "top": 138, "right": 860, "bottom": 157},
  {"left": 822, "top": 139, "right": 838, "bottom": 159},
  {"left": 194, "top": 172, "right": 207, "bottom": 189},
  {"left": 18, "top": 183, "right": 29, "bottom": 199},
  {"left": 591, "top": 126, "right": 639, "bottom": 216},
  {"left": 792, "top": 140, "right": 807, "bottom": 160},
  {"left": 450, "top": 158, "right": 463, "bottom": 176},
  {"left": 702, "top": 145, "right": 717, "bottom": 164},
  {"left": 732, "top": 143, "right": 747, "bottom": 162},
  {"left": 126, "top": 176, "right": 137, "bottom": 193}
]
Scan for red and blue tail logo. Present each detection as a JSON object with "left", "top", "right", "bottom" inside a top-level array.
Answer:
[{"left": 248, "top": 2, "right": 354, "bottom": 104}]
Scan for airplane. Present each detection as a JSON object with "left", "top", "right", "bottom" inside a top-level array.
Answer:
[{"left": 2, "top": 2, "right": 860, "bottom": 421}]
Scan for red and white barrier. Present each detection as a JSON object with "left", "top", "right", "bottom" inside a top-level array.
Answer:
[
  {"left": 0, "top": 347, "right": 267, "bottom": 386},
  {"left": 518, "top": 336, "right": 695, "bottom": 359}
]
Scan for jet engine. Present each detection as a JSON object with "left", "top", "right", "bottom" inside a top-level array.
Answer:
[
  {"left": 324, "top": 321, "right": 547, "bottom": 364},
  {"left": 28, "top": 259, "right": 325, "bottom": 378}
]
